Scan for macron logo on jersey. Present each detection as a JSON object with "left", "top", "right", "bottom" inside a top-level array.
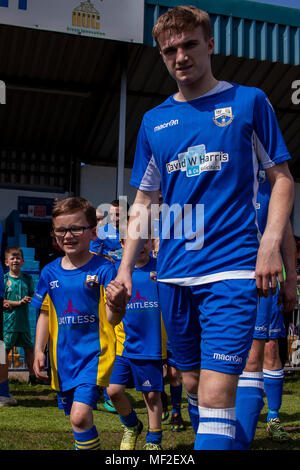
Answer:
[
  {"left": 154, "top": 119, "right": 179, "bottom": 132},
  {"left": 166, "top": 144, "right": 229, "bottom": 177}
]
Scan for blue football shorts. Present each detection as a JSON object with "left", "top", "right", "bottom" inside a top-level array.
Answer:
[
  {"left": 56, "top": 383, "right": 100, "bottom": 416},
  {"left": 254, "top": 287, "right": 286, "bottom": 340},
  {"left": 164, "top": 347, "right": 179, "bottom": 369},
  {"left": 158, "top": 279, "right": 258, "bottom": 375},
  {"left": 109, "top": 355, "right": 164, "bottom": 392}
]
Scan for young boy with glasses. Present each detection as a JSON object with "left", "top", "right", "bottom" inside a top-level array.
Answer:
[{"left": 32, "top": 197, "right": 126, "bottom": 450}]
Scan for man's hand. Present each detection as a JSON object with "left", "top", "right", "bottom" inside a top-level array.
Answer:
[
  {"left": 255, "top": 240, "right": 284, "bottom": 297},
  {"left": 278, "top": 276, "right": 298, "bottom": 313}
]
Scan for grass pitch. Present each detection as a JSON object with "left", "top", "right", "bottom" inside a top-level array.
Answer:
[{"left": 0, "top": 373, "right": 300, "bottom": 451}]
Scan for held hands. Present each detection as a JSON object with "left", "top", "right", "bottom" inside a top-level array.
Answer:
[{"left": 106, "top": 280, "right": 128, "bottom": 316}]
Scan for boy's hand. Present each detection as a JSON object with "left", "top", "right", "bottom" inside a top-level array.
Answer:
[
  {"left": 21, "top": 296, "right": 32, "bottom": 304},
  {"left": 33, "top": 352, "right": 49, "bottom": 381},
  {"left": 106, "top": 280, "right": 128, "bottom": 311}
]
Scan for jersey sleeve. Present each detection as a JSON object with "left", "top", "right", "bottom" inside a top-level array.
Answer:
[
  {"left": 31, "top": 269, "right": 49, "bottom": 309},
  {"left": 253, "top": 89, "right": 291, "bottom": 169},
  {"left": 102, "top": 263, "right": 117, "bottom": 290},
  {"left": 130, "top": 117, "right": 161, "bottom": 191}
]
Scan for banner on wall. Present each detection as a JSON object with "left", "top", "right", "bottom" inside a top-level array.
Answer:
[{"left": 0, "top": 0, "right": 145, "bottom": 43}]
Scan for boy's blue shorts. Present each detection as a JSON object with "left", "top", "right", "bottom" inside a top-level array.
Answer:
[
  {"left": 254, "top": 288, "right": 286, "bottom": 340},
  {"left": 56, "top": 383, "right": 100, "bottom": 416},
  {"left": 158, "top": 279, "right": 258, "bottom": 375},
  {"left": 109, "top": 355, "right": 164, "bottom": 392},
  {"left": 164, "top": 348, "right": 179, "bottom": 369}
]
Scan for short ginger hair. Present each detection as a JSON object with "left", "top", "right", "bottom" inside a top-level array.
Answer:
[{"left": 152, "top": 5, "right": 212, "bottom": 46}]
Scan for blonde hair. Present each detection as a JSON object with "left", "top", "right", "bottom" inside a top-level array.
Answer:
[{"left": 152, "top": 5, "right": 212, "bottom": 46}]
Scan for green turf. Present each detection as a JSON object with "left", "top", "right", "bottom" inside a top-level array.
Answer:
[{"left": 0, "top": 373, "right": 300, "bottom": 450}]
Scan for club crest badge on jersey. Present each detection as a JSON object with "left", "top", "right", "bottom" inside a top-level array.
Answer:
[
  {"left": 85, "top": 274, "right": 99, "bottom": 289},
  {"left": 150, "top": 271, "right": 157, "bottom": 282},
  {"left": 258, "top": 170, "right": 266, "bottom": 184},
  {"left": 213, "top": 107, "right": 234, "bottom": 127}
]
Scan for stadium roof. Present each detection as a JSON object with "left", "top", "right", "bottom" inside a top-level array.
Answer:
[{"left": 0, "top": 0, "right": 299, "bottom": 196}]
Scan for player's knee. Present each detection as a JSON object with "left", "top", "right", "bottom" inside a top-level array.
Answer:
[
  {"left": 70, "top": 407, "right": 90, "bottom": 430},
  {"left": 181, "top": 370, "right": 199, "bottom": 395},
  {"left": 106, "top": 384, "right": 122, "bottom": 401},
  {"left": 144, "top": 391, "right": 161, "bottom": 408}
]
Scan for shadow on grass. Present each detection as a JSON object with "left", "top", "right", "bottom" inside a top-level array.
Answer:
[{"left": 11, "top": 398, "right": 59, "bottom": 408}]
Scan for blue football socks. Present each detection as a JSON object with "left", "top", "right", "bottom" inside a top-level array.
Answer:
[
  {"left": 194, "top": 406, "right": 236, "bottom": 450},
  {"left": 187, "top": 391, "right": 199, "bottom": 434},
  {"left": 263, "top": 368, "right": 284, "bottom": 422},
  {"left": 235, "top": 371, "right": 265, "bottom": 450},
  {"left": 120, "top": 408, "right": 139, "bottom": 428},
  {"left": 73, "top": 425, "right": 100, "bottom": 450},
  {"left": 0, "top": 379, "right": 10, "bottom": 398},
  {"left": 170, "top": 383, "right": 182, "bottom": 415}
]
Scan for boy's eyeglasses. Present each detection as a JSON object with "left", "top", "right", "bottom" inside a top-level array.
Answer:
[{"left": 52, "top": 226, "right": 93, "bottom": 238}]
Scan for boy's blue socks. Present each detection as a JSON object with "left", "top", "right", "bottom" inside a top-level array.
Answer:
[
  {"left": 187, "top": 392, "right": 199, "bottom": 434},
  {"left": 235, "top": 371, "right": 265, "bottom": 450},
  {"left": 0, "top": 379, "right": 10, "bottom": 397},
  {"left": 103, "top": 387, "right": 109, "bottom": 402},
  {"left": 194, "top": 406, "right": 236, "bottom": 450},
  {"left": 263, "top": 368, "right": 284, "bottom": 422},
  {"left": 170, "top": 383, "right": 182, "bottom": 415},
  {"left": 120, "top": 409, "right": 139, "bottom": 428},
  {"left": 146, "top": 428, "right": 162, "bottom": 444},
  {"left": 73, "top": 425, "right": 100, "bottom": 450}
]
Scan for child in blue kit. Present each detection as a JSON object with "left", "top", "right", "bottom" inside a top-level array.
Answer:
[
  {"left": 107, "top": 237, "right": 166, "bottom": 450},
  {"left": 32, "top": 197, "right": 126, "bottom": 450}
]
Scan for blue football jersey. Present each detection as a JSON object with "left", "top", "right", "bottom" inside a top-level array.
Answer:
[
  {"left": 114, "top": 257, "right": 167, "bottom": 360},
  {"left": 256, "top": 169, "right": 271, "bottom": 235},
  {"left": 90, "top": 223, "right": 123, "bottom": 261},
  {"left": 31, "top": 256, "right": 117, "bottom": 392},
  {"left": 130, "top": 81, "right": 290, "bottom": 285}
]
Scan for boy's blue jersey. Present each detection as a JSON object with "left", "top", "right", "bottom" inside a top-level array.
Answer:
[
  {"left": 256, "top": 169, "right": 271, "bottom": 235},
  {"left": 114, "top": 257, "right": 167, "bottom": 360},
  {"left": 130, "top": 81, "right": 290, "bottom": 285},
  {"left": 31, "top": 255, "right": 117, "bottom": 392},
  {"left": 90, "top": 223, "right": 123, "bottom": 261}
]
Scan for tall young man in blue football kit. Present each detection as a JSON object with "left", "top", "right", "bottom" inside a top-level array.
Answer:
[{"left": 106, "top": 6, "right": 295, "bottom": 450}]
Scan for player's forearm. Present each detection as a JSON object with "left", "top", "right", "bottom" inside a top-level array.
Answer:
[
  {"left": 106, "top": 305, "right": 125, "bottom": 326},
  {"left": 263, "top": 164, "right": 294, "bottom": 248},
  {"left": 119, "top": 189, "right": 159, "bottom": 274},
  {"left": 34, "top": 310, "right": 49, "bottom": 354},
  {"left": 5, "top": 300, "right": 22, "bottom": 307}
]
